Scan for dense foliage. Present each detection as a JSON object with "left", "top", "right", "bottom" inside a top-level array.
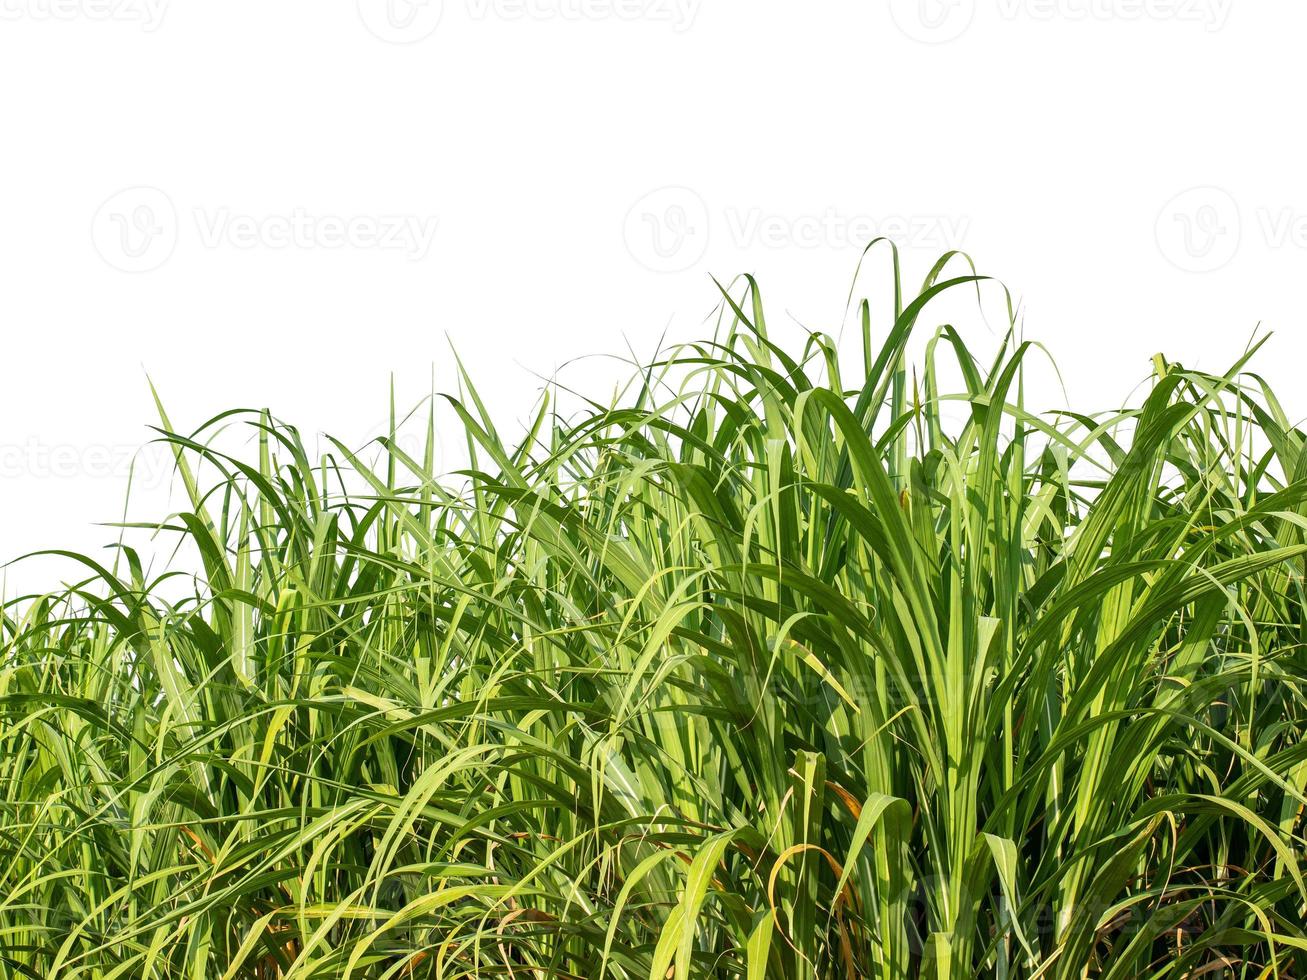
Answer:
[{"left": 3, "top": 251, "right": 1306, "bottom": 977}]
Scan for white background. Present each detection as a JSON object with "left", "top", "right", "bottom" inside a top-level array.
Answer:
[{"left": 2, "top": 0, "right": 1304, "bottom": 597}]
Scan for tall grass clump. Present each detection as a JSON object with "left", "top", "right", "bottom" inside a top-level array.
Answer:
[{"left": 2, "top": 248, "right": 1306, "bottom": 978}]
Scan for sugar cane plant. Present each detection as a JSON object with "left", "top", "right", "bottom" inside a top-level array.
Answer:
[{"left": 2, "top": 247, "right": 1306, "bottom": 977}]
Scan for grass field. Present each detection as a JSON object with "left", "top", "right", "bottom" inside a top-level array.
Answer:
[{"left": 3, "top": 249, "right": 1306, "bottom": 977}]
